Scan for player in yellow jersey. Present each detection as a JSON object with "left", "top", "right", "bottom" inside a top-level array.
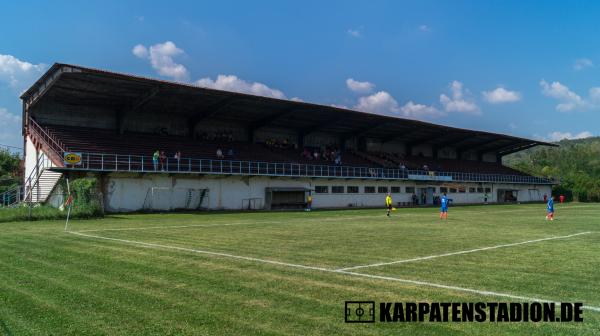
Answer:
[{"left": 386, "top": 192, "right": 393, "bottom": 217}]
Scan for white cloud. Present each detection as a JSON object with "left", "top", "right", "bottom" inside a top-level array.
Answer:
[
  {"left": 399, "top": 101, "right": 444, "bottom": 119},
  {"left": 132, "top": 41, "right": 189, "bottom": 81},
  {"left": 354, "top": 91, "right": 400, "bottom": 115},
  {"left": 132, "top": 44, "right": 148, "bottom": 58},
  {"left": 0, "top": 108, "right": 21, "bottom": 145},
  {"left": 346, "top": 78, "right": 374, "bottom": 94},
  {"left": 573, "top": 58, "right": 593, "bottom": 71},
  {"left": 419, "top": 25, "right": 431, "bottom": 32},
  {"left": 588, "top": 87, "right": 600, "bottom": 103},
  {"left": 195, "top": 74, "right": 286, "bottom": 99},
  {"left": 347, "top": 27, "right": 363, "bottom": 38},
  {"left": 439, "top": 81, "right": 480, "bottom": 114},
  {"left": 0, "top": 54, "right": 46, "bottom": 90},
  {"left": 544, "top": 131, "right": 593, "bottom": 141},
  {"left": 482, "top": 87, "right": 521, "bottom": 104},
  {"left": 539, "top": 80, "right": 586, "bottom": 112}
]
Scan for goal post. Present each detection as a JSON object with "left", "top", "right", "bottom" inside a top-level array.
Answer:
[{"left": 143, "top": 187, "right": 209, "bottom": 211}]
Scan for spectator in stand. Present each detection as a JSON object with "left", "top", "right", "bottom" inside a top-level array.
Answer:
[
  {"left": 216, "top": 148, "right": 224, "bottom": 159},
  {"left": 159, "top": 151, "right": 167, "bottom": 171},
  {"left": 313, "top": 150, "right": 320, "bottom": 160},
  {"left": 152, "top": 150, "right": 160, "bottom": 171},
  {"left": 335, "top": 151, "right": 342, "bottom": 165},
  {"left": 174, "top": 150, "right": 181, "bottom": 169},
  {"left": 227, "top": 148, "right": 234, "bottom": 157},
  {"left": 423, "top": 164, "right": 429, "bottom": 171},
  {"left": 302, "top": 148, "right": 311, "bottom": 160}
]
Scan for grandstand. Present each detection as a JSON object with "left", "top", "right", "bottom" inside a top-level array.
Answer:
[{"left": 17, "top": 63, "right": 556, "bottom": 211}]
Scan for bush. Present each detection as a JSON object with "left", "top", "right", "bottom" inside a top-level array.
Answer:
[{"left": 0, "top": 177, "right": 104, "bottom": 222}]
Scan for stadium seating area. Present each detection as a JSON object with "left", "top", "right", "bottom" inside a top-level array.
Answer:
[
  {"left": 38, "top": 124, "right": 527, "bottom": 176},
  {"left": 41, "top": 125, "right": 375, "bottom": 167}
]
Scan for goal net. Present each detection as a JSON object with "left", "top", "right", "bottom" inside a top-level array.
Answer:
[{"left": 143, "top": 187, "right": 209, "bottom": 211}]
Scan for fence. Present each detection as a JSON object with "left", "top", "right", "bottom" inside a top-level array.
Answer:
[{"left": 57, "top": 152, "right": 555, "bottom": 185}]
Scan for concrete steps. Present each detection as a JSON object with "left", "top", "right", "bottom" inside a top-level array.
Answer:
[{"left": 29, "top": 170, "right": 62, "bottom": 203}]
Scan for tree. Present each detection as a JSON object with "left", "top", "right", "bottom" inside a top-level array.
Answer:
[{"left": 0, "top": 149, "right": 21, "bottom": 194}]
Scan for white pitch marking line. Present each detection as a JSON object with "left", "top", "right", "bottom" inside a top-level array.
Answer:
[
  {"left": 79, "top": 222, "right": 273, "bottom": 233},
  {"left": 334, "top": 270, "right": 600, "bottom": 313},
  {"left": 77, "top": 215, "right": 375, "bottom": 233},
  {"left": 68, "top": 231, "right": 330, "bottom": 271},
  {"left": 335, "top": 231, "right": 592, "bottom": 271},
  {"left": 67, "top": 230, "right": 600, "bottom": 313}
]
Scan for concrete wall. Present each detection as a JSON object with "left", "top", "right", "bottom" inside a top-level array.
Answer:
[
  {"left": 99, "top": 172, "right": 552, "bottom": 212},
  {"left": 24, "top": 136, "right": 38, "bottom": 182},
  {"left": 438, "top": 147, "right": 457, "bottom": 159},
  {"left": 482, "top": 152, "right": 498, "bottom": 163}
]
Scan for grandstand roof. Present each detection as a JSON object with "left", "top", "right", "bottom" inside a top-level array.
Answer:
[{"left": 22, "top": 63, "right": 556, "bottom": 156}]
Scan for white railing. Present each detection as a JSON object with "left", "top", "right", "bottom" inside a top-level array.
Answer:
[{"left": 56, "top": 152, "right": 556, "bottom": 185}]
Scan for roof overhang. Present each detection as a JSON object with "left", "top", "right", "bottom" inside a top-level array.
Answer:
[{"left": 21, "top": 63, "right": 558, "bottom": 155}]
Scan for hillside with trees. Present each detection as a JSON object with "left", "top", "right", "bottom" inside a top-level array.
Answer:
[{"left": 504, "top": 137, "right": 600, "bottom": 201}]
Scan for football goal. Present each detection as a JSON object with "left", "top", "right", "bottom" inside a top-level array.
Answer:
[{"left": 142, "top": 187, "right": 209, "bottom": 211}]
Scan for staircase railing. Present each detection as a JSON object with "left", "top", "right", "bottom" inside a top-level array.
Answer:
[
  {"left": 28, "top": 118, "right": 66, "bottom": 166},
  {"left": 22, "top": 153, "right": 53, "bottom": 204}
]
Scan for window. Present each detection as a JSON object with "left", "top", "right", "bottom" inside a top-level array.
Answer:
[
  {"left": 347, "top": 186, "right": 359, "bottom": 193},
  {"left": 449, "top": 188, "right": 457, "bottom": 193},
  {"left": 468, "top": 187, "right": 475, "bottom": 193},
  {"left": 477, "top": 187, "right": 484, "bottom": 193},
  {"left": 391, "top": 186, "right": 401, "bottom": 193},
  {"left": 485, "top": 187, "right": 491, "bottom": 193},
  {"left": 440, "top": 187, "right": 448, "bottom": 193},
  {"left": 364, "top": 186, "right": 376, "bottom": 193},
  {"left": 315, "top": 186, "right": 328, "bottom": 193},
  {"left": 405, "top": 186, "right": 415, "bottom": 193},
  {"left": 332, "top": 186, "right": 344, "bottom": 194},
  {"left": 378, "top": 186, "right": 389, "bottom": 193},
  {"left": 458, "top": 186, "right": 466, "bottom": 193}
]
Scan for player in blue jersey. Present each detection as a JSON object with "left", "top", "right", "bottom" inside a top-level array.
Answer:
[
  {"left": 545, "top": 196, "right": 554, "bottom": 221},
  {"left": 440, "top": 193, "right": 449, "bottom": 220}
]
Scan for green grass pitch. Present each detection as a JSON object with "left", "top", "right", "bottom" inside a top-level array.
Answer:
[{"left": 1, "top": 203, "right": 599, "bottom": 335}]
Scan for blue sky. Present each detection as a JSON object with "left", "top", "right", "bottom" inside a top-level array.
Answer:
[{"left": 2, "top": 0, "right": 600, "bottom": 149}]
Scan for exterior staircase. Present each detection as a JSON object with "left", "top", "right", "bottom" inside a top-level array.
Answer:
[
  {"left": 12, "top": 118, "right": 67, "bottom": 206},
  {"left": 29, "top": 169, "right": 62, "bottom": 203}
]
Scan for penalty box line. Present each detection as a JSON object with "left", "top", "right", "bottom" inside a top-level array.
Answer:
[
  {"left": 335, "top": 232, "right": 592, "bottom": 272},
  {"left": 67, "top": 230, "right": 600, "bottom": 313},
  {"left": 77, "top": 215, "right": 376, "bottom": 233}
]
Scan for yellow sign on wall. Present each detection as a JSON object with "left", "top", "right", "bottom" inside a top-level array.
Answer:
[{"left": 64, "top": 152, "right": 82, "bottom": 165}]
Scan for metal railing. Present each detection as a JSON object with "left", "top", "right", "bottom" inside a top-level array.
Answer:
[
  {"left": 0, "top": 185, "right": 23, "bottom": 207},
  {"left": 1, "top": 153, "right": 54, "bottom": 206},
  {"left": 57, "top": 151, "right": 556, "bottom": 184},
  {"left": 28, "top": 118, "right": 65, "bottom": 165}
]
